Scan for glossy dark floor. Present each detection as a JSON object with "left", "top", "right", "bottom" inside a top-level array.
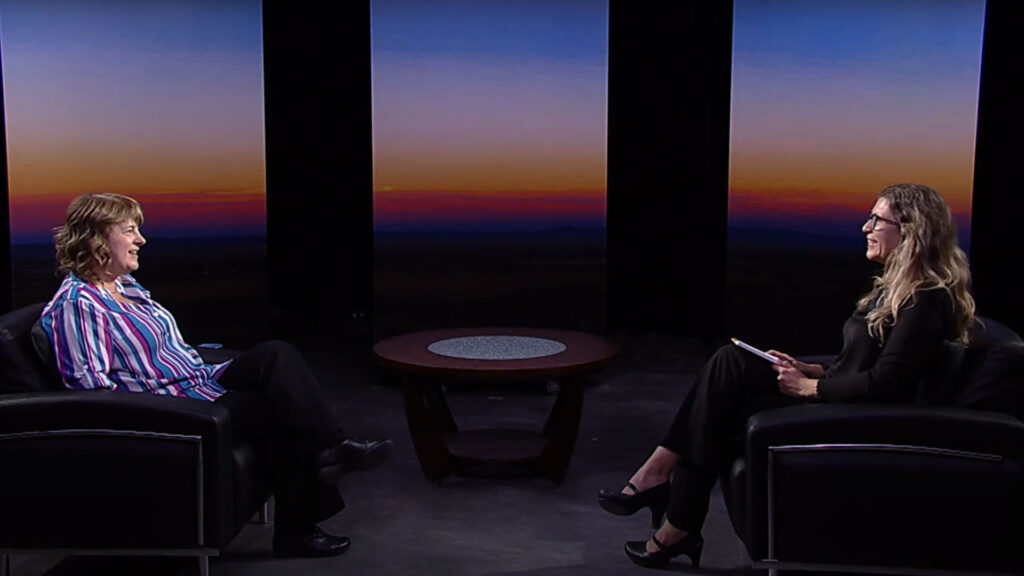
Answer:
[{"left": 5, "top": 331, "right": 790, "bottom": 576}]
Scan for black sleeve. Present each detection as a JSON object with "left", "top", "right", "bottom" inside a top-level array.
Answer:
[{"left": 817, "top": 288, "right": 954, "bottom": 403}]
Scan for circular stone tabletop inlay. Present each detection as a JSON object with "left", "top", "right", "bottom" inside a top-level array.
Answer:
[{"left": 427, "top": 335, "right": 567, "bottom": 360}]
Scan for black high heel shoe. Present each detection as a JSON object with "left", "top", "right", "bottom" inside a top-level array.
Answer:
[
  {"left": 598, "top": 481, "right": 670, "bottom": 528},
  {"left": 624, "top": 532, "right": 704, "bottom": 569}
]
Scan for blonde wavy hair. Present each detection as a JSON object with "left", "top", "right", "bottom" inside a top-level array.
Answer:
[
  {"left": 54, "top": 193, "right": 144, "bottom": 285},
  {"left": 857, "top": 183, "right": 974, "bottom": 343}
]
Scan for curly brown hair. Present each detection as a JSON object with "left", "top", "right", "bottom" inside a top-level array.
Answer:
[
  {"left": 857, "top": 183, "right": 975, "bottom": 343},
  {"left": 54, "top": 193, "right": 144, "bottom": 285}
]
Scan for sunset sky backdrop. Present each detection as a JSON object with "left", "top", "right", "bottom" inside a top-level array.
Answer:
[
  {"left": 370, "top": 0, "right": 609, "bottom": 232},
  {"left": 1, "top": 0, "right": 986, "bottom": 246},
  {"left": 728, "top": 0, "right": 986, "bottom": 249},
  {"left": 0, "top": 0, "right": 265, "bottom": 244}
]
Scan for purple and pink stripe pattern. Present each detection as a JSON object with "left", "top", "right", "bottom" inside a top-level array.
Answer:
[{"left": 39, "top": 274, "right": 229, "bottom": 401}]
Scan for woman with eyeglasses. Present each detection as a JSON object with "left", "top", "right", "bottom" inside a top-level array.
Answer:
[{"left": 598, "top": 183, "right": 975, "bottom": 569}]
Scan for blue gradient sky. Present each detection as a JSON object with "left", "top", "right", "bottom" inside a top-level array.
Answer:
[
  {"left": 729, "top": 0, "right": 986, "bottom": 248},
  {"left": 1, "top": 0, "right": 265, "bottom": 243},
  {"left": 371, "top": 0, "right": 608, "bottom": 231}
]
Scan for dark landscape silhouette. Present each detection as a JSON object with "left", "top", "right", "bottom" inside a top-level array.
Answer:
[
  {"left": 373, "top": 228, "right": 607, "bottom": 341},
  {"left": 11, "top": 237, "right": 272, "bottom": 349},
  {"left": 11, "top": 225, "right": 957, "bottom": 357}
]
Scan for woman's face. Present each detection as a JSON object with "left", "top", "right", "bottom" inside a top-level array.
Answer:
[
  {"left": 862, "top": 198, "right": 901, "bottom": 264},
  {"left": 103, "top": 220, "right": 146, "bottom": 278}
]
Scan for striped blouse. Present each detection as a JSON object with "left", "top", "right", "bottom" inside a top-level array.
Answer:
[{"left": 39, "top": 274, "right": 229, "bottom": 401}]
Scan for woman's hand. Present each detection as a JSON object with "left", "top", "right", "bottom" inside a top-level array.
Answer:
[
  {"left": 772, "top": 361, "right": 819, "bottom": 398},
  {"left": 767, "top": 350, "right": 825, "bottom": 378}
]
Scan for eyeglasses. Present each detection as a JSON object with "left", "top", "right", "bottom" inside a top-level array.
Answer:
[{"left": 865, "top": 213, "right": 900, "bottom": 231}]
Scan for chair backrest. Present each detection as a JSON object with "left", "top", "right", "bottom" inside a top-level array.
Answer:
[
  {"left": 953, "top": 316, "right": 1024, "bottom": 419},
  {"left": 914, "top": 338, "right": 967, "bottom": 406},
  {"left": 0, "top": 303, "right": 63, "bottom": 393}
]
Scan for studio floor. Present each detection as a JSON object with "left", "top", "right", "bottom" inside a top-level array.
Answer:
[{"left": 6, "top": 329, "right": 902, "bottom": 576}]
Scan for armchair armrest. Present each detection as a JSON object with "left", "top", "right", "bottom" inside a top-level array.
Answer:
[
  {"left": 746, "top": 402, "right": 1024, "bottom": 457},
  {"left": 0, "top": 390, "right": 232, "bottom": 440},
  {"left": 0, "top": 391, "right": 237, "bottom": 549},
  {"left": 740, "top": 403, "right": 1024, "bottom": 571}
]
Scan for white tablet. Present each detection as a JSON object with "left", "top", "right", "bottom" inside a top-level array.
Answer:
[{"left": 731, "top": 338, "right": 781, "bottom": 364}]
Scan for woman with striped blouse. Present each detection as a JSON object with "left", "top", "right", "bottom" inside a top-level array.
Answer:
[{"left": 39, "top": 192, "right": 391, "bottom": 560}]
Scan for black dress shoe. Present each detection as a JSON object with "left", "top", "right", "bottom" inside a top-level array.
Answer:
[
  {"left": 598, "top": 481, "right": 670, "bottom": 528},
  {"left": 273, "top": 526, "right": 351, "bottom": 558},
  {"left": 317, "top": 437, "right": 394, "bottom": 483},
  {"left": 624, "top": 532, "right": 703, "bottom": 569}
]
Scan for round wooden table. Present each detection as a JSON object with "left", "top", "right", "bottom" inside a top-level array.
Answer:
[{"left": 373, "top": 327, "right": 619, "bottom": 484}]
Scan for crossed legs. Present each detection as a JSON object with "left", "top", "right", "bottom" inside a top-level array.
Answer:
[
  {"left": 216, "top": 340, "right": 391, "bottom": 557},
  {"left": 601, "top": 344, "right": 805, "bottom": 567}
]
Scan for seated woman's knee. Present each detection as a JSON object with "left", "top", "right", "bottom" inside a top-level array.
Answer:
[
  {"left": 249, "top": 340, "right": 303, "bottom": 363},
  {"left": 711, "top": 344, "right": 745, "bottom": 364}
]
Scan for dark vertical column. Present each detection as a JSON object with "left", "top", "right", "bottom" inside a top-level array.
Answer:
[
  {"left": 0, "top": 41, "right": 13, "bottom": 313},
  {"left": 970, "top": 0, "right": 1023, "bottom": 333},
  {"left": 606, "top": 0, "right": 733, "bottom": 337},
  {"left": 262, "top": 0, "right": 373, "bottom": 337}
]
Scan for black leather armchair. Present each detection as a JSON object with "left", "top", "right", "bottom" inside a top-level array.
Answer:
[
  {"left": 0, "top": 303, "right": 272, "bottom": 576},
  {"left": 721, "top": 316, "right": 1024, "bottom": 575}
]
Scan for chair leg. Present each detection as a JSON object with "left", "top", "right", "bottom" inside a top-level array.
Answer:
[
  {"left": 1, "top": 554, "right": 10, "bottom": 576},
  {"left": 257, "top": 500, "right": 270, "bottom": 524},
  {"left": 198, "top": 554, "right": 209, "bottom": 576}
]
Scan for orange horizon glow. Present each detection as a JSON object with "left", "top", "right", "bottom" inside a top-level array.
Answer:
[
  {"left": 373, "top": 188, "right": 605, "bottom": 225},
  {"left": 728, "top": 186, "right": 972, "bottom": 219},
  {"left": 10, "top": 190, "right": 266, "bottom": 241}
]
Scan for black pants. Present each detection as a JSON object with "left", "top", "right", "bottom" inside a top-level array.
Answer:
[
  {"left": 214, "top": 340, "right": 346, "bottom": 533},
  {"left": 660, "top": 344, "right": 807, "bottom": 532}
]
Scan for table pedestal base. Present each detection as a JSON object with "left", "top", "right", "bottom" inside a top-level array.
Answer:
[{"left": 402, "top": 376, "right": 585, "bottom": 485}]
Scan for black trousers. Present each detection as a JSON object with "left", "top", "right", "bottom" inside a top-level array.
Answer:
[
  {"left": 214, "top": 340, "right": 346, "bottom": 533},
  {"left": 660, "top": 344, "right": 807, "bottom": 532}
]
